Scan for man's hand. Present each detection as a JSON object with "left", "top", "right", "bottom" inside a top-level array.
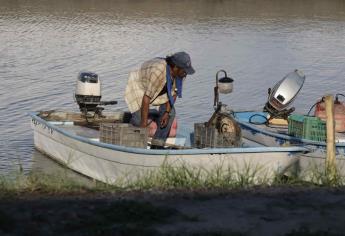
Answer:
[{"left": 160, "top": 112, "right": 170, "bottom": 128}]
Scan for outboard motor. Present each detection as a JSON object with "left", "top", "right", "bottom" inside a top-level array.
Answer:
[
  {"left": 75, "top": 71, "right": 117, "bottom": 117},
  {"left": 264, "top": 69, "right": 305, "bottom": 119}
]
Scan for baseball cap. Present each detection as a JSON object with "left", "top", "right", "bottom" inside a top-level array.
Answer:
[{"left": 170, "top": 51, "right": 195, "bottom": 75}]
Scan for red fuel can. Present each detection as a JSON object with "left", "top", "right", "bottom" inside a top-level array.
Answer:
[{"left": 314, "top": 99, "right": 345, "bottom": 132}]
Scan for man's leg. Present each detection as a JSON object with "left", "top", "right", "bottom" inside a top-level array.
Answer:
[
  {"left": 130, "top": 110, "right": 141, "bottom": 127},
  {"left": 130, "top": 109, "right": 160, "bottom": 127},
  {"left": 151, "top": 105, "right": 176, "bottom": 147}
]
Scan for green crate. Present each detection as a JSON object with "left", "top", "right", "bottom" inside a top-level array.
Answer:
[
  {"left": 288, "top": 114, "right": 304, "bottom": 138},
  {"left": 288, "top": 114, "right": 326, "bottom": 142}
]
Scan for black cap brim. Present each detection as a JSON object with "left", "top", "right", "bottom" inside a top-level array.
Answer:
[{"left": 185, "top": 66, "right": 195, "bottom": 75}]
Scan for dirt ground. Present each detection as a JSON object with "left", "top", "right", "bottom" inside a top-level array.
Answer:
[{"left": 1, "top": 187, "right": 345, "bottom": 236}]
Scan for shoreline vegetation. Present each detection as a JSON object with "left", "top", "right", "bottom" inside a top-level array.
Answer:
[
  {"left": 1, "top": 161, "right": 345, "bottom": 198},
  {"left": 2, "top": 163, "right": 345, "bottom": 235}
]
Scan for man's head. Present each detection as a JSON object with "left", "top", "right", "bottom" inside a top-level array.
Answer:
[{"left": 168, "top": 51, "right": 195, "bottom": 78}]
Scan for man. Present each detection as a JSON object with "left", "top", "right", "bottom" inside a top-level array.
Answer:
[{"left": 125, "top": 51, "right": 195, "bottom": 148}]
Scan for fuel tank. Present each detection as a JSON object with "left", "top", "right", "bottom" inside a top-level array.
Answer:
[{"left": 314, "top": 100, "right": 345, "bottom": 132}]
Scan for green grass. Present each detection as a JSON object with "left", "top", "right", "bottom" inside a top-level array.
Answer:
[
  {"left": 121, "top": 160, "right": 278, "bottom": 191},
  {"left": 1, "top": 160, "right": 345, "bottom": 197},
  {"left": 303, "top": 163, "right": 345, "bottom": 187},
  {"left": 0, "top": 170, "right": 108, "bottom": 198},
  {"left": 1, "top": 162, "right": 345, "bottom": 236}
]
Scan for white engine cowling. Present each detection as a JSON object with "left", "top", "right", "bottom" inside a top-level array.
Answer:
[
  {"left": 75, "top": 72, "right": 102, "bottom": 112},
  {"left": 75, "top": 72, "right": 101, "bottom": 97},
  {"left": 268, "top": 69, "right": 305, "bottom": 111}
]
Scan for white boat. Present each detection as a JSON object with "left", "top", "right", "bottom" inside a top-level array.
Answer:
[
  {"left": 233, "top": 111, "right": 345, "bottom": 181},
  {"left": 234, "top": 111, "right": 345, "bottom": 158},
  {"left": 29, "top": 110, "right": 308, "bottom": 184}
]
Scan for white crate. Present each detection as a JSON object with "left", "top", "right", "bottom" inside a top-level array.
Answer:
[{"left": 100, "top": 123, "right": 147, "bottom": 148}]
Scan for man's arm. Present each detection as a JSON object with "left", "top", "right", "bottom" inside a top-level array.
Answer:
[
  {"left": 160, "top": 95, "right": 177, "bottom": 128},
  {"left": 165, "top": 94, "right": 177, "bottom": 113},
  {"left": 140, "top": 95, "right": 151, "bottom": 127},
  {"left": 160, "top": 101, "right": 171, "bottom": 128},
  {"left": 165, "top": 101, "right": 171, "bottom": 113}
]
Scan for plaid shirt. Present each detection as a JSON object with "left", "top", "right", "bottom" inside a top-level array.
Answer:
[{"left": 125, "top": 58, "right": 175, "bottom": 113}]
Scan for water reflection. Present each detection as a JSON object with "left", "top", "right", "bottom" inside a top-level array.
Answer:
[
  {"left": 2, "top": 0, "right": 345, "bottom": 19},
  {"left": 1, "top": 0, "right": 345, "bottom": 174},
  {"left": 31, "top": 150, "right": 95, "bottom": 186}
]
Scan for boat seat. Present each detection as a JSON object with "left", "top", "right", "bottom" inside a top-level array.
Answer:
[{"left": 56, "top": 124, "right": 99, "bottom": 139}]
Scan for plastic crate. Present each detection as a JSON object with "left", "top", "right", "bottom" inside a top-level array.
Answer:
[
  {"left": 100, "top": 123, "right": 147, "bottom": 148},
  {"left": 288, "top": 114, "right": 326, "bottom": 142},
  {"left": 287, "top": 114, "right": 304, "bottom": 138}
]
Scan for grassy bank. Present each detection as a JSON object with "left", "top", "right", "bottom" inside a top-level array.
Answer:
[
  {"left": 2, "top": 164, "right": 345, "bottom": 236},
  {"left": 1, "top": 162, "right": 345, "bottom": 198}
]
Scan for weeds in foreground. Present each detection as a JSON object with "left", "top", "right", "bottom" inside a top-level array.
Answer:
[
  {"left": 1, "top": 160, "right": 345, "bottom": 196},
  {"left": 294, "top": 161, "right": 345, "bottom": 187},
  {"left": 123, "top": 161, "right": 272, "bottom": 191},
  {"left": 0, "top": 170, "right": 97, "bottom": 197}
]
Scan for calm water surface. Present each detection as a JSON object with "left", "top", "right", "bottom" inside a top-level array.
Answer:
[{"left": 1, "top": 0, "right": 345, "bottom": 175}]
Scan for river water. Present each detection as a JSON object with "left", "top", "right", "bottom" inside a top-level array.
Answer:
[{"left": 1, "top": 0, "right": 345, "bottom": 175}]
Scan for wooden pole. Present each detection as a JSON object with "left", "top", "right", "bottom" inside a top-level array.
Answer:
[{"left": 325, "top": 95, "right": 336, "bottom": 173}]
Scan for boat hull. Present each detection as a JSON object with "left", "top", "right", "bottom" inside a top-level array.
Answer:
[{"left": 30, "top": 112, "right": 308, "bottom": 184}]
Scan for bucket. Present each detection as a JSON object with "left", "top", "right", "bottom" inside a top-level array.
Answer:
[
  {"left": 216, "top": 70, "right": 234, "bottom": 94},
  {"left": 314, "top": 100, "right": 345, "bottom": 132}
]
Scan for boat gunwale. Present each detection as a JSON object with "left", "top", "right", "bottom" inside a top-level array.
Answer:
[
  {"left": 235, "top": 113, "right": 345, "bottom": 147},
  {"left": 29, "top": 112, "right": 309, "bottom": 155}
]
